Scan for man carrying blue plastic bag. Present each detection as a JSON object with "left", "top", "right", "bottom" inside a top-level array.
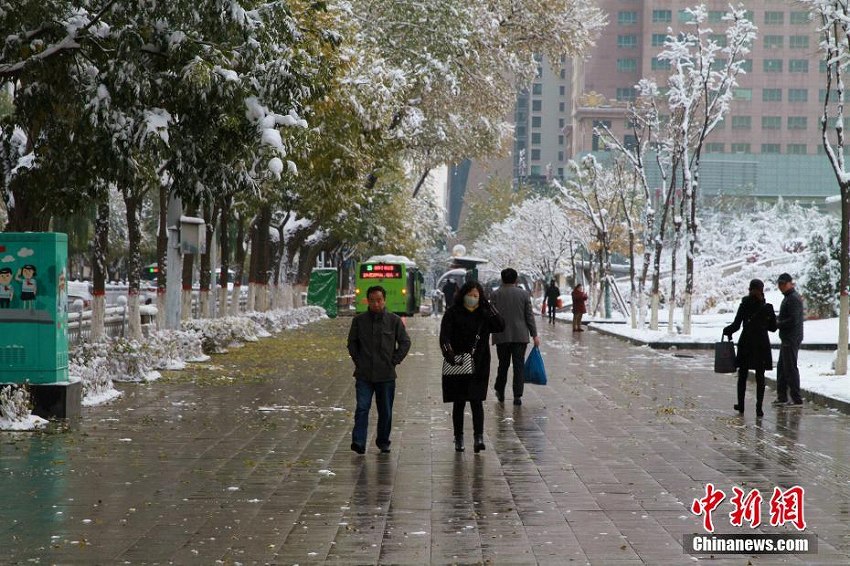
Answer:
[{"left": 524, "top": 346, "right": 547, "bottom": 386}]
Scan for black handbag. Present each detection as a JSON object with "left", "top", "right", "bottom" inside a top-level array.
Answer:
[
  {"left": 442, "top": 325, "right": 482, "bottom": 378},
  {"left": 714, "top": 334, "right": 737, "bottom": 373}
]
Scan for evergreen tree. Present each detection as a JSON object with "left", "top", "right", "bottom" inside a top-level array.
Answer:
[{"left": 803, "top": 229, "right": 840, "bottom": 319}]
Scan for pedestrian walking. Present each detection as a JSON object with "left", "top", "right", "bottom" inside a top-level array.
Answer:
[
  {"left": 440, "top": 281, "right": 505, "bottom": 453},
  {"left": 347, "top": 285, "right": 411, "bottom": 454},
  {"left": 723, "top": 279, "right": 777, "bottom": 417},
  {"left": 490, "top": 268, "right": 540, "bottom": 406},
  {"left": 773, "top": 273, "right": 805, "bottom": 407},
  {"left": 545, "top": 279, "right": 560, "bottom": 325},
  {"left": 571, "top": 284, "right": 588, "bottom": 332},
  {"left": 442, "top": 278, "right": 459, "bottom": 306}
]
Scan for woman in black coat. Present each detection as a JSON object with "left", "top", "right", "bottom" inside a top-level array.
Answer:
[
  {"left": 440, "top": 280, "right": 505, "bottom": 453},
  {"left": 723, "top": 279, "right": 777, "bottom": 417}
]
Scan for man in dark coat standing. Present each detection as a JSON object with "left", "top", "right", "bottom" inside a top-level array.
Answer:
[
  {"left": 490, "top": 268, "right": 540, "bottom": 405},
  {"left": 347, "top": 285, "right": 411, "bottom": 454},
  {"left": 773, "top": 273, "right": 805, "bottom": 406},
  {"left": 545, "top": 280, "right": 560, "bottom": 325}
]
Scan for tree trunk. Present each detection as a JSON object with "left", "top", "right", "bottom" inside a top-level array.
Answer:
[
  {"left": 156, "top": 184, "right": 168, "bottom": 330},
  {"left": 124, "top": 193, "right": 143, "bottom": 341},
  {"left": 91, "top": 201, "right": 109, "bottom": 340},
  {"left": 4, "top": 186, "right": 51, "bottom": 232},
  {"left": 836, "top": 189, "right": 850, "bottom": 374},
  {"left": 217, "top": 196, "right": 232, "bottom": 317},
  {"left": 248, "top": 205, "right": 272, "bottom": 311},
  {"left": 198, "top": 203, "right": 219, "bottom": 319},
  {"left": 181, "top": 205, "right": 196, "bottom": 320},
  {"left": 230, "top": 213, "right": 248, "bottom": 316}
]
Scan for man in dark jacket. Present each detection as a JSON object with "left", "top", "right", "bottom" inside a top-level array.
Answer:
[
  {"left": 545, "top": 280, "right": 560, "bottom": 325},
  {"left": 490, "top": 268, "right": 540, "bottom": 405},
  {"left": 773, "top": 273, "right": 805, "bottom": 406},
  {"left": 347, "top": 285, "right": 411, "bottom": 454}
]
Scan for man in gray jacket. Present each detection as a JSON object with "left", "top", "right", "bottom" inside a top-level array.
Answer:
[
  {"left": 348, "top": 285, "right": 411, "bottom": 454},
  {"left": 490, "top": 268, "right": 540, "bottom": 406},
  {"left": 773, "top": 273, "right": 804, "bottom": 406}
]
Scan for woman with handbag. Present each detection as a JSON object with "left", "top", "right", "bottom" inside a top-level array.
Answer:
[
  {"left": 440, "top": 281, "right": 505, "bottom": 453},
  {"left": 723, "top": 279, "right": 777, "bottom": 417}
]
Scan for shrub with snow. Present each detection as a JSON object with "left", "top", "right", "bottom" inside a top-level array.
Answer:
[
  {"left": 182, "top": 316, "right": 263, "bottom": 354},
  {"left": 146, "top": 329, "right": 208, "bottom": 368},
  {"left": 247, "top": 306, "right": 327, "bottom": 333},
  {"left": 0, "top": 384, "right": 47, "bottom": 430}
]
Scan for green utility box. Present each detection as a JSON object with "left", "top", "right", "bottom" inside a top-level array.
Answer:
[
  {"left": 0, "top": 232, "right": 69, "bottom": 384},
  {"left": 307, "top": 267, "right": 339, "bottom": 318}
]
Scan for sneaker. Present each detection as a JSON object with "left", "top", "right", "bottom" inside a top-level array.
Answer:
[
  {"left": 350, "top": 442, "right": 366, "bottom": 455},
  {"left": 377, "top": 445, "right": 391, "bottom": 453},
  {"left": 513, "top": 398, "right": 522, "bottom": 406},
  {"left": 771, "top": 399, "right": 788, "bottom": 407}
]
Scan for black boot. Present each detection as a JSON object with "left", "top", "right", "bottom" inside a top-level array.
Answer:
[
  {"left": 473, "top": 434, "right": 485, "bottom": 453},
  {"left": 454, "top": 435, "right": 465, "bottom": 452}
]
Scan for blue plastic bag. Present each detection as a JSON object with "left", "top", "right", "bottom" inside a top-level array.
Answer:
[{"left": 523, "top": 346, "right": 547, "bottom": 385}]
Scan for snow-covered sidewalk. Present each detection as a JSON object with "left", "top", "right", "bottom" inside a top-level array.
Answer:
[{"left": 564, "top": 310, "right": 850, "bottom": 409}]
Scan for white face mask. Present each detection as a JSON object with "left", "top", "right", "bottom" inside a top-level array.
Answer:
[{"left": 463, "top": 295, "right": 479, "bottom": 309}]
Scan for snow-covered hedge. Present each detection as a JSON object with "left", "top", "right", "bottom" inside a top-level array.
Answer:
[
  {"left": 182, "top": 316, "right": 264, "bottom": 354},
  {"left": 246, "top": 305, "right": 327, "bottom": 333},
  {"left": 0, "top": 385, "right": 47, "bottom": 431}
]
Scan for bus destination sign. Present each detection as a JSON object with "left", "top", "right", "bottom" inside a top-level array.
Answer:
[{"left": 360, "top": 263, "right": 402, "bottom": 279}]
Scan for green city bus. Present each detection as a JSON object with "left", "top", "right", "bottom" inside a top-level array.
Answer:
[{"left": 355, "top": 255, "right": 423, "bottom": 316}]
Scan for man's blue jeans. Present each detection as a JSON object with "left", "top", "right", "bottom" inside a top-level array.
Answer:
[{"left": 352, "top": 379, "right": 395, "bottom": 449}]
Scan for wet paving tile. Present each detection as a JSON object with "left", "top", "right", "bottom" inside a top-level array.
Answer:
[{"left": 3, "top": 317, "right": 850, "bottom": 563}]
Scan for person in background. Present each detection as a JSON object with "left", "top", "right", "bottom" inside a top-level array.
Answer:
[
  {"left": 545, "top": 279, "right": 560, "bottom": 325},
  {"left": 773, "top": 273, "right": 805, "bottom": 407},
  {"left": 723, "top": 279, "right": 777, "bottom": 417},
  {"left": 491, "top": 268, "right": 540, "bottom": 406},
  {"left": 571, "top": 284, "right": 588, "bottom": 332},
  {"left": 442, "top": 278, "right": 459, "bottom": 307},
  {"left": 440, "top": 281, "right": 505, "bottom": 453},
  {"left": 347, "top": 285, "right": 411, "bottom": 454}
]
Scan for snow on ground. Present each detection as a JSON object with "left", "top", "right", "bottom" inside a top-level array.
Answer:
[{"left": 0, "top": 414, "right": 48, "bottom": 431}]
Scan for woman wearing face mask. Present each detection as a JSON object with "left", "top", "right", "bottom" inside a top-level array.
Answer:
[{"left": 440, "top": 281, "right": 505, "bottom": 453}]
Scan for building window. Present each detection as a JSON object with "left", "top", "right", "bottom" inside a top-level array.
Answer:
[
  {"left": 531, "top": 132, "right": 541, "bottom": 144},
  {"left": 531, "top": 149, "right": 541, "bottom": 160},
  {"left": 790, "top": 12, "right": 810, "bottom": 25},
  {"left": 787, "top": 144, "right": 807, "bottom": 155},
  {"left": 624, "top": 134, "right": 638, "bottom": 150},
  {"left": 732, "top": 116, "right": 752, "bottom": 129},
  {"left": 532, "top": 83, "right": 543, "bottom": 95},
  {"left": 559, "top": 118, "right": 565, "bottom": 128},
  {"left": 731, "top": 143, "right": 751, "bottom": 154},
  {"left": 763, "top": 59, "right": 783, "bottom": 73},
  {"left": 558, "top": 135, "right": 565, "bottom": 145},
  {"left": 787, "top": 116, "right": 808, "bottom": 130},
  {"left": 761, "top": 144, "right": 781, "bottom": 154},
  {"left": 763, "top": 88, "right": 782, "bottom": 102},
  {"left": 733, "top": 88, "right": 752, "bottom": 101},
  {"left": 559, "top": 102, "right": 565, "bottom": 112},
  {"left": 789, "top": 59, "right": 809, "bottom": 73},
  {"left": 558, "top": 167, "right": 564, "bottom": 177},
  {"left": 559, "top": 85, "right": 566, "bottom": 96},
  {"left": 616, "top": 87, "right": 636, "bottom": 101},
  {"left": 516, "top": 126, "right": 527, "bottom": 138},
  {"left": 652, "top": 57, "right": 671, "bottom": 71},
  {"left": 708, "top": 10, "right": 724, "bottom": 23},
  {"left": 532, "top": 116, "right": 542, "bottom": 127},
  {"left": 618, "top": 34, "right": 637, "bottom": 48},
  {"left": 712, "top": 58, "right": 728, "bottom": 71},
  {"left": 764, "top": 11, "right": 784, "bottom": 25},
  {"left": 789, "top": 35, "right": 809, "bottom": 49},
  {"left": 618, "top": 11, "right": 638, "bottom": 25},
  {"left": 764, "top": 35, "right": 784, "bottom": 49},
  {"left": 560, "top": 68, "right": 566, "bottom": 79},
  {"left": 741, "top": 59, "right": 753, "bottom": 72},
  {"left": 788, "top": 89, "right": 808, "bottom": 102},
  {"left": 678, "top": 10, "right": 695, "bottom": 23},
  {"left": 820, "top": 88, "right": 839, "bottom": 102},
  {"left": 617, "top": 58, "right": 638, "bottom": 72},
  {"left": 592, "top": 120, "right": 612, "bottom": 151},
  {"left": 532, "top": 100, "right": 542, "bottom": 111},
  {"left": 705, "top": 143, "right": 725, "bottom": 153},
  {"left": 820, "top": 60, "right": 829, "bottom": 73},
  {"left": 651, "top": 33, "right": 667, "bottom": 47},
  {"left": 652, "top": 9, "right": 672, "bottom": 23},
  {"left": 531, "top": 165, "right": 541, "bottom": 175},
  {"left": 762, "top": 116, "right": 781, "bottom": 130},
  {"left": 558, "top": 151, "right": 564, "bottom": 161}
]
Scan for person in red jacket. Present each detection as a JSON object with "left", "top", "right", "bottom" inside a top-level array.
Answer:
[{"left": 571, "top": 284, "right": 588, "bottom": 332}]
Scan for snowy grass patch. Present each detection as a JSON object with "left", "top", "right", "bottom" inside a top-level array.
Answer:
[{"left": 0, "top": 385, "right": 48, "bottom": 431}]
